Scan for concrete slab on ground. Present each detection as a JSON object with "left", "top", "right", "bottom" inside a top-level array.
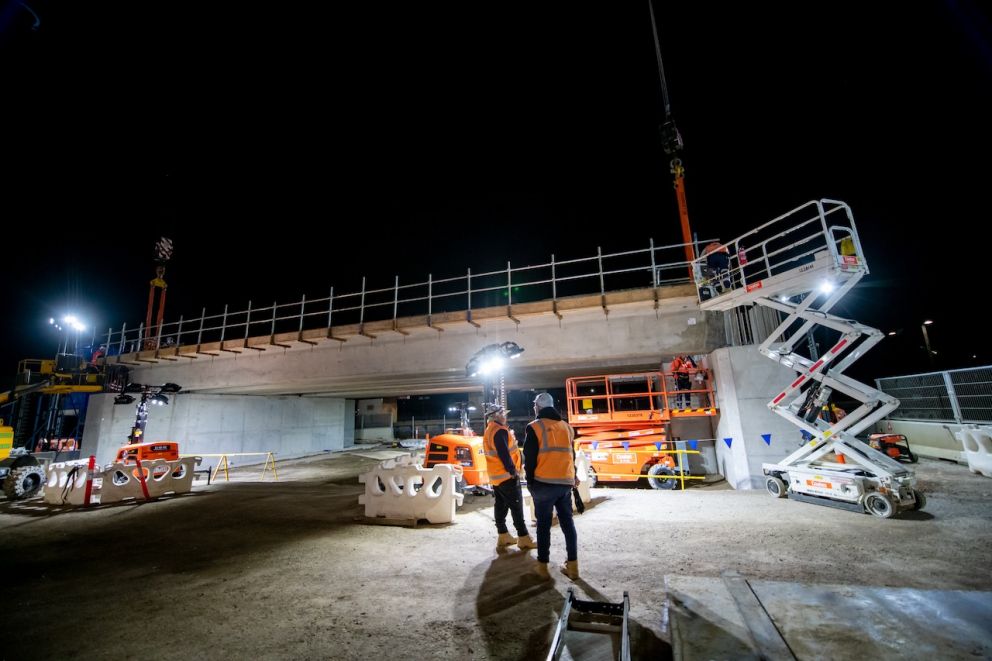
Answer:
[{"left": 667, "top": 574, "right": 992, "bottom": 660}]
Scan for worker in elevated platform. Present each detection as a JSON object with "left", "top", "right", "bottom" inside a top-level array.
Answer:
[
  {"left": 670, "top": 355, "right": 696, "bottom": 408},
  {"left": 701, "top": 242, "right": 731, "bottom": 292}
]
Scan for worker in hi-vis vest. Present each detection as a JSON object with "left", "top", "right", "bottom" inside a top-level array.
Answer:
[
  {"left": 482, "top": 404, "right": 536, "bottom": 552},
  {"left": 523, "top": 392, "right": 579, "bottom": 581}
]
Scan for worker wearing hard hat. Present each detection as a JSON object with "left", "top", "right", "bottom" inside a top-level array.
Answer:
[
  {"left": 483, "top": 404, "right": 536, "bottom": 552},
  {"left": 670, "top": 355, "right": 697, "bottom": 409},
  {"left": 523, "top": 392, "right": 579, "bottom": 581},
  {"left": 701, "top": 241, "right": 731, "bottom": 292}
]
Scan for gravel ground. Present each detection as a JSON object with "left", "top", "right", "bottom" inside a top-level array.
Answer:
[{"left": 0, "top": 451, "right": 988, "bottom": 660}]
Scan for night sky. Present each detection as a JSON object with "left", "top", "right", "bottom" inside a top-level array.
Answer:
[{"left": 3, "top": 2, "right": 990, "bottom": 386}]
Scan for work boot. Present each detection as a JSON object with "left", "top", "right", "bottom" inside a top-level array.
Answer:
[
  {"left": 560, "top": 560, "right": 579, "bottom": 580},
  {"left": 516, "top": 534, "right": 537, "bottom": 550},
  {"left": 534, "top": 562, "right": 551, "bottom": 580},
  {"left": 496, "top": 532, "right": 517, "bottom": 549}
]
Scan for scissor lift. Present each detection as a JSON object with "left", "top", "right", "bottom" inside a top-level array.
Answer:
[{"left": 696, "top": 199, "right": 924, "bottom": 518}]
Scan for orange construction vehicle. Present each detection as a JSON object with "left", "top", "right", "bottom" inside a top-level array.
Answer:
[
  {"left": 114, "top": 441, "right": 180, "bottom": 465},
  {"left": 422, "top": 431, "right": 489, "bottom": 488},
  {"left": 565, "top": 361, "right": 717, "bottom": 489}
]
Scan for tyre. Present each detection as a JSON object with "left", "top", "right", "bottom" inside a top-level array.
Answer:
[
  {"left": 765, "top": 475, "right": 787, "bottom": 498},
  {"left": 647, "top": 463, "right": 677, "bottom": 490},
  {"left": 3, "top": 465, "right": 46, "bottom": 500},
  {"left": 912, "top": 489, "right": 927, "bottom": 511},
  {"left": 864, "top": 492, "right": 895, "bottom": 518}
]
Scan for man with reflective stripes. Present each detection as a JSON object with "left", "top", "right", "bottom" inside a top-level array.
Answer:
[
  {"left": 483, "top": 405, "right": 536, "bottom": 552},
  {"left": 523, "top": 392, "right": 579, "bottom": 580}
]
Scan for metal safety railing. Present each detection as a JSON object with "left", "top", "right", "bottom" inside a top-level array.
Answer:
[
  {"left": 876, "top": 366, "right": 992, "bottom": 424},
  {"left": 565, "top": 370, "right": 717, "bottom": 425},
  {"left": 693, "top": 199, "right": 865, "bottom": 300},
  {"left": 94, "top": 237, "right": 716, "bottom": 356}
]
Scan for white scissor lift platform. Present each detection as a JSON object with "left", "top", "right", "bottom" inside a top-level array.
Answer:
[{"left": 696, "top": 199, "right": 924, "bottom": 518}]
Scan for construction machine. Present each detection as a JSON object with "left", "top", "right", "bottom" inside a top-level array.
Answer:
[
  {"left": 565, "top": 365, "right": 717, "bottom": 489},
  {"left": 421, "top": 402, "right": 490, "bottom": 490},
  {"left": 0, "top": 355, "right": 129, "bottom": 499},
  {"left": 695, "top": 199, "right": 924, "bottom": 518}
]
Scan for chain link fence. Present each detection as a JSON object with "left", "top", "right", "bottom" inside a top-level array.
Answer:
[{"left": 876, "top": 366, "right": 992, "bottom": 424}]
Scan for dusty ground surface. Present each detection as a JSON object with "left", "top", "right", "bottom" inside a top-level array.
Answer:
[{"left": 1, "top": 450, "right": 989, "bottom": 660}]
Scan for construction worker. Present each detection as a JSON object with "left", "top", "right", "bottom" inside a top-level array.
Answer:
[
  {"left": 523, "top": 392, "right": 579, "bottom": 581},
  {"left": 86, "top": 345, "right": 106, "bottom": 373},
  {"left": 670, "top": 355, "right": 696, "bottom": 409},
  {"left": 701, "top": 241, "right": 731, "bottom": 292},
  {"left": 483, "top": 404, "right": 536, "bottom": 552}
]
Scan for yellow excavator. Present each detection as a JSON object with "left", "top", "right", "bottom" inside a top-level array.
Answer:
[{"left": 0, "top": 355, "right": 128, "bottom": 499}]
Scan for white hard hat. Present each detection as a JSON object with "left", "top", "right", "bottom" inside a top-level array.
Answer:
[{"left": 533, "top": 392, "right": 554, "bottom": 409}]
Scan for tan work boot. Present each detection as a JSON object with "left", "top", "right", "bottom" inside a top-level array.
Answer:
[
  {"left": 534, "top": 562, "right": 551, "bottom": 580},
  {"left": 516, "top": 534, "right": 537, "bottom": 550},
  {"left": 560, "top": 560, "right": 579, "bottom": 580},
  {"left": 496, "top": 532, "right": 517, "bottom": 549}
]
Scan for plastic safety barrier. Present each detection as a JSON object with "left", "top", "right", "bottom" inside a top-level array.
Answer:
[
  {"left": 358, "top": 455, "right": 464, "bottom": 524},
  {"left": 100, "top": 457, "right": 200, "bottom": 503},
  {"left": 956, "top": 427, "right": 992, "bottom": 478},
  {"left": 43, "top": 460, "right": 91, "bottom": 505}
]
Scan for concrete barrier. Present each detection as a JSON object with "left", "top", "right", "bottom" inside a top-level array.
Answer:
[{"left": 358, "top": 455, "right": 464, "bottom": 524}]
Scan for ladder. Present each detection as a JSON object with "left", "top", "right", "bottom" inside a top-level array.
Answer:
[
  {"left": 696, "top": 199, "right": 923, "bottom": 518},
  {"left": 546, "top": 588, "right": 631, "bottom": 661}
]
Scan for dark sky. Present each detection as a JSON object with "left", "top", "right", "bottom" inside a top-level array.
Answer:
[{"left": 3, "top": 2, "right": 991, "bottom": 383}]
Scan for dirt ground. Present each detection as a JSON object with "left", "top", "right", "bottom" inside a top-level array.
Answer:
[{"left": 1, "top": 450, "right": 989, "bottom": 660}]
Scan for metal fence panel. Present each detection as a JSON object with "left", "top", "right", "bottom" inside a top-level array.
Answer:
[
  {"left": 877, "top": 366, "right": 992, "bottom": 423},
  {"left": 949, "top": 367, "right": 992, "bottom": 423}
]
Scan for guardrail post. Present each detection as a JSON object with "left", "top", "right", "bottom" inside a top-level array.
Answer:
[
  {"left": 466, "top": 268, "right": 480, "bottom": 327},
  {"left": 944, "top": 371, "right": 963, "bottom": 423},
  {"left": 649, "top": 238, "right": 658, "bottom": 288},
  {"left": 220, "top": 304, "right": 229, "bottom": 344},
  {"left": 598, "top": 247, "right": 608, "bottom": 315},
  {"left": 551, "top": 254, "right": 562, "bottom": 320}
]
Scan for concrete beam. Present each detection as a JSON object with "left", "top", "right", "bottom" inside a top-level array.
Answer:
[{"left": 123, "top": 288, "right": 725, "bottom": 397}]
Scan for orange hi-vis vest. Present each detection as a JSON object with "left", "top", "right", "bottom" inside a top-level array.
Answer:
[
  {"left": 529, "top": 418, "right": 575, "bottom": 486},
  {"left": 483, "top": 421, "right": 521, "bottom": 486}
]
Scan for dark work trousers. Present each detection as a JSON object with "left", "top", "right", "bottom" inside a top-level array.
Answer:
[
  {"left": 529, "top": 481, "right": 577, "bottom": 563},
  {"left": 675, "top": 375, "right": 692, "bottom": 408},
  {"left": 493, "top": 477, "right": 529, "bottom": 537}
]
